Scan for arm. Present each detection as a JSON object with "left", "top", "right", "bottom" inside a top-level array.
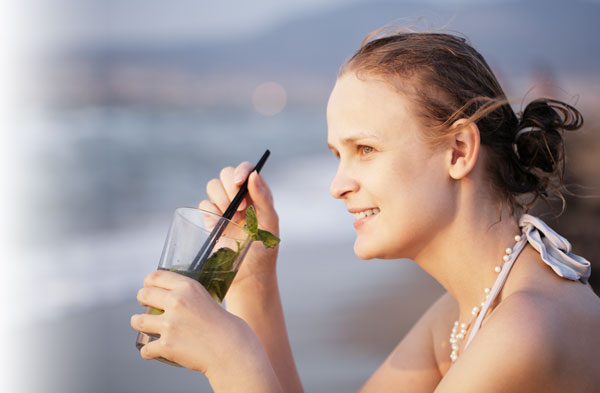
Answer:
[
  {"left": 201, "top": 163, "right": 304, "bottom": 393},
  {"left": 357, "top": 293, "right": 454, "bottom": 393},
  {"left": 225, "top": 265, "right": 303, "bottom": 393},
  {"left": 225, "top": 266, "right": 302, "bottom": 393}
]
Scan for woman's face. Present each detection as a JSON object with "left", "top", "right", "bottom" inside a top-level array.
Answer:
[{"left": 327, "top": 73, "right": 456, "bottom": 260}]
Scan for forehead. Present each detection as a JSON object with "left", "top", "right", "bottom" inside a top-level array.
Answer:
[{"left": 326, "top": 73, "right": 418, "bottom": 144}]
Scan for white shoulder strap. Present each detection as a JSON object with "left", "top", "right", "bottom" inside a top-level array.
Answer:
[
  {"left": 463, "top": 214, "right": 591, "bottom": 351},
  {"left": 463, "top": 234, "right": 527, "bottom": 350}
]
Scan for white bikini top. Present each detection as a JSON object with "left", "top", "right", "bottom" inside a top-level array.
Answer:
[{"left": 463, "top": 214, "right": 592, "bottom": 350}]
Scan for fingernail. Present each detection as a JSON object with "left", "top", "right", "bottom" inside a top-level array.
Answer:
[
  {"left": 254, "top": 172, "right": 264, "bottom": 189},
  {"left": 234, "top": 171, "right": 245, "bottom": 184}
]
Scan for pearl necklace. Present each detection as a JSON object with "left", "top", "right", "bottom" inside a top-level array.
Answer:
[{"left": 449, "top": 233, "right": 523, "bottom": 363}]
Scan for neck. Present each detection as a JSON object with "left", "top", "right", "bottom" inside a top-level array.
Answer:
[{"left": 414, "top": 200, "right": 521, "bottom": 323}]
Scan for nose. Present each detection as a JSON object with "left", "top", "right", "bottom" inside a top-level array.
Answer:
[{"left": 329, "top": 164, "right": 359, "bottom": 199}]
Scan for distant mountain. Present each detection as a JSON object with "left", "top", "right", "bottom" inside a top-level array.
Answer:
[
  {"left": 66, "top": 0, "right": 600, "bottom": 77},
  {"left": 51, "top": 0, "right": 599, "bottom": 108}
]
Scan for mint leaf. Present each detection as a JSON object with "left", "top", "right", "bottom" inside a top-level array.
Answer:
[
  {"left": 203, "top": 247, "right": 238, "bottom": 271},
  {"left": 257, "top": 229, "right": 280, "bottom": 248},
  {"left": 242, "top": 205, "right": 280, "bottom": 249},
  {"left": 244, "top": 205, "right": 258, "bottom": 234}
]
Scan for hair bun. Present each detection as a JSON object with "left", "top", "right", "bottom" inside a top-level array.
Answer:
[{"left": 514, "top": 99, "right": 583, "bottom": 173}]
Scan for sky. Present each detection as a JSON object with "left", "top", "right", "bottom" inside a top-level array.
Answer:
[
  {"left": 14, "top": 0, "right": 600, "bottom": 49},
  {"left": 38, "top": 0, "right": 510, "bottom": 47},
  {"left": 44, "top": 0, "right": 363, "bottom": 46}
]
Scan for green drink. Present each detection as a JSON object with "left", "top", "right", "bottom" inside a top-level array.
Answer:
[
  {"left": 146, "top": 266, "right": 238, "bottom": 314},
  {"left": 134, "top": 206, "right": 278, "bottom": 367},
  {"left": 134, "top": 207, "right": 253, "bottom": 367},
  {"left": 177, "top": 268, "right": 238, "bottom": 304}
]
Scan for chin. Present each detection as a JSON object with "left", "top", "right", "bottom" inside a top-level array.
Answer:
[
  {"left": 353, "top": 238, "right": 383, "bottom": 260},
  {"left": 354, "top": 235, "right": 410, "bottom": 260}
]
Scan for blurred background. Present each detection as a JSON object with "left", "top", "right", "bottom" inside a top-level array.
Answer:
[{"left": 2, "top": 0, "right": 599, "bottom": 392}]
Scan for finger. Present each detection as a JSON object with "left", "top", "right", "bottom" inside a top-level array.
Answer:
[
  {"left": 220, "top": 166, "right": 247, "bottom": 212},
  {"left": 247, "top": 171, "right": 278, "bottom": 231},
  {"left": 233, "top": 161, "right": 254, "bottom": 185},
  {"left": 139, "top": 338, "right": 164, "bottom": 360},
  {"left": 206, "top": 177, "right": 231, "bottom": 214},
  {"left": 199, "top": 199, "right": 245, "bottom": 227},
  {"left": 130, "top": 313, "right": 163, "bottom": 335},
  {"left": 137, "top": 286, "right": 171, "bottom": 310},
  {"left": 198, "top": 199, "right": 222, "bottom": 230},
  {"left": 144, "top": 270, "right": 194, "bottom": 291},
  {"left": 198, "top": 199, "right": 221, "bottom": 215},
  {"left": 233, "top": 161, "right": 255, "bottom": 212},
  {"left": 230, "top": 210, "right": 244, "bottom": 223}
]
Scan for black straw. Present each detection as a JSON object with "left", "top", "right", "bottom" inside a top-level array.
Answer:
[{"left": 190, "top": 150, "right": 270, "bottom": 271}]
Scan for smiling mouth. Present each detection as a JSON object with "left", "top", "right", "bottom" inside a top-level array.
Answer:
[{"left": 352, "top": 207, "right": 380, "bottom": 220}]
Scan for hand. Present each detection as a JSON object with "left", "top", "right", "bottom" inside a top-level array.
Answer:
[
  {"left": 200, "top": 162, "right": 279, "bottom": 288},
  {"left": 130, "top": 270, "right": 256, "bottom": 373}
]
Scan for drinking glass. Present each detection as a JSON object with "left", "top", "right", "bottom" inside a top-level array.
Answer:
[{"left": 135, "top": 207, "right": 252, "bottom": 366}]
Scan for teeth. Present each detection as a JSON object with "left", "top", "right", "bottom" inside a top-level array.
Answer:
[{"left": 353, "top": 208, "right": 380, "bottom": 220}]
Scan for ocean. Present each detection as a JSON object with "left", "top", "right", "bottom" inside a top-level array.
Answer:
[{"left": 13, "top": 104, "right": 358, "bottom": 322}]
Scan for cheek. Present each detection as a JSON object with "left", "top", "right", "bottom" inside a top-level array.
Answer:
[
  {"left": 367, "top": 160, "right": 454, "bottom": 258},
  {"left": 388, "top": 164, "right": 454, "bottom": 227},
  {"left": 384, "top": 156, "right": 438, "bottom": 212},
  {"left": 351, "top": 148, "right": 455, "bottom": 259}
]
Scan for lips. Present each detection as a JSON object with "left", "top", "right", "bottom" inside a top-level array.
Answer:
[{"left": 350, "top": 207, "right": 380, "bottom": 230}]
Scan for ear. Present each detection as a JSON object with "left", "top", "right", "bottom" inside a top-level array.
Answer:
[{"left": 447, "top": 119, "right": 480, "bottom": 180}]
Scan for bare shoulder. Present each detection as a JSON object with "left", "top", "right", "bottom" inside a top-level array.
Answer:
[
  {"left": 358, "top": 292, "right": 457, "bottom": 393},
  {"left": 435, "top": 284, "right": 600, "bottom": 393}
]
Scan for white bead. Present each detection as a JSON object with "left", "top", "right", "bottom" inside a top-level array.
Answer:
[
  {"left": 481, "top": 302, "right": 485, "bottom": 307},
  {"left": 514, "top": 235, "right": 521, "bottom": 242},
  {"left": 472, "top": 306, "right": 479, "bottom": 315},
  {"left": 457, "top": 333, "right": 464, "bottom": 339},
  {"left": 503, "top": 255, "right": 510, "bottom": 262},
  {"left": 460, "top": 322, "right": 467, "bottom": 329},
  {"left": 454, "top": 321, "right": 459, "bottom": 326},
  {"left": 484, "top": 288, "right": 491, "bottom": 294},
  {"left": 452, "top": 343, "right": 458, "bottom": 350},
  {"left": 494, "top": 266, "right": 502, "bottom": 273},
  {"left": 505, "top": 248, "right": 512, "bottom": 255}
]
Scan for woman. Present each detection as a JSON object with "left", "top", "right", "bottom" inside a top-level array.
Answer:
[{"left": 130, "top": 30, "right": 600, "bottom": 392}]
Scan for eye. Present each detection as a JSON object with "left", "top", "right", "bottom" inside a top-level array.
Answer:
[{"left": 359, "top": 145, "right": 374, "bottom": 155}]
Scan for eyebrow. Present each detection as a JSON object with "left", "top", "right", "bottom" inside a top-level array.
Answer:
[{"left": 327, "top": 130, "right": 381, "bottom": 151}]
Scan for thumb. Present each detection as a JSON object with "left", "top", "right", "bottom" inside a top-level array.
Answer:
[{"left": 247, "top": 171, "right": 278, "bottom": 233}]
